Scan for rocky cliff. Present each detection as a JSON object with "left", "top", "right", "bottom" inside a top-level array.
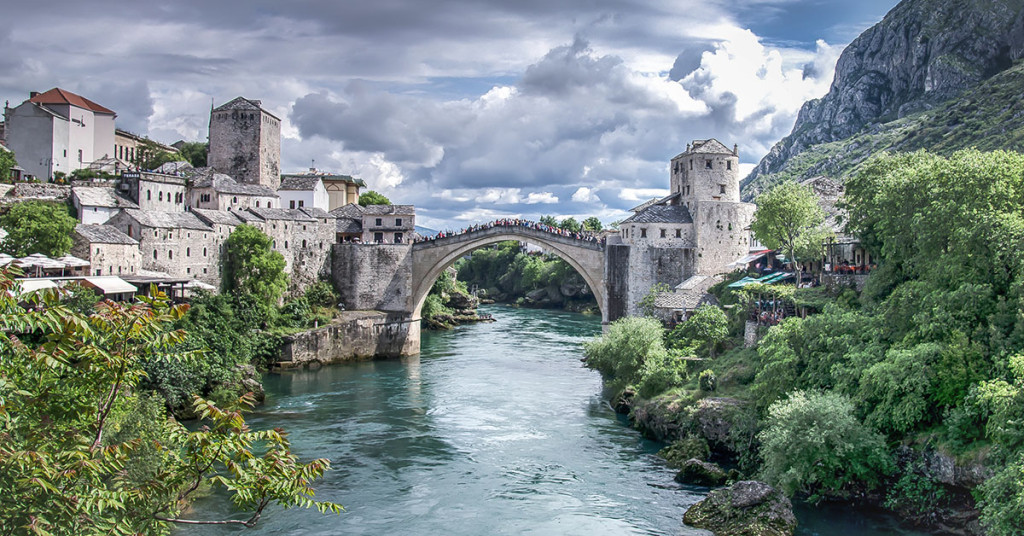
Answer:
[{"left": 742, "top": 0, "right": 1024, "bottom": 199}]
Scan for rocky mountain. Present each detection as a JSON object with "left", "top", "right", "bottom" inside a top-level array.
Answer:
[{"left": 742, "top": 0, "right": 1024, "bottom": 199}]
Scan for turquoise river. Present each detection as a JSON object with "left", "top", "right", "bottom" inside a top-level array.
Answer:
[{"left": 182, "top": 305, "right": 930, "bottom": 535}]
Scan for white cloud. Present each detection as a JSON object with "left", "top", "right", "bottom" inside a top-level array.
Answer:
[
  {"left": 525, "top": 192, "right": 559, "bottom": 204},
  {"left": 571, "top": 187, "right": 601, "bottom": 203}
]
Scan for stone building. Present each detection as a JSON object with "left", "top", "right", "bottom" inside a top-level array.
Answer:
[
  {"left": 247, "top": 207, "right": 336, "bottom": 289},
  {"left": 72, "top": 224, "right": 141, "bottom": 277},
  {"left": 361, "top": 205, "right": 415, "bottom": 244},
  {"left": 106, "top": 209, "right": 220, "bottom": 284},
  {"left": 3, "top": 88, "right": 116, "bottom": 180},
  {"left": 330, "top": 203, "right": 365, "bottom": 242},
  {"left": 113, "top": 129, "right": 179, "bottom": 165},
  {"left": 187, "top": 168, "right": 278, "bottom": 211},
  {"left": 208, "top": 97, "right": 281, "bottom": 190},
  {"left": 617, "top": 139, "right": 755, "bottom": 319},
  {"left": 277, "top": 174, "right": 329, "bottom": 211},
  {"left": 71, "top": 186, "right": 138, "bottom": 225},
  {"left": 321, "top": 174, "right": 365, "bottom": 210},
  {"left": 119, "top": 171, "right": 188, "bottom": 212}
]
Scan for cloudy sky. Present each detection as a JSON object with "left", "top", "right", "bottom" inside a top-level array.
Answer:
[{"left": 1, "top": 0, "right": 897, "bottom": 230}]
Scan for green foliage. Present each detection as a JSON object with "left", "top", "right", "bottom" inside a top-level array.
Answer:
[
  {"left": 758, "top": 391, "right": 893, "bottom": 500},
  {"left": 658, "top": 435, "right": 711, "bottom": 466},
  {"left": 751, "top": 181, "right": 831, "bottom": 281},
  {"left": 558, "top": 217, "right": 581, "bottom": 233},
  {"left": 681, "top": 305, "right": 730, "bottom": 358},
  {"left": 0, "top": 200, "right": 77, "bottom": 257},
  {"left": 177, "top": 141, "right": 208, "bottom": 167},
  {"left": 358, "top": 190, "right": 391, "bottom": 206},
  {"left": 131, "top": 138, "right": 178, "bottom": 171},
  {"left": 582, "top": 216, "right": 602, "bottom": 232},
  {"left": 699, "top": 369, "right": 717, "bottom": 392},
  {"left": 0, "top": 148, "right": 16, "bottom": 182},
  {"left": 539, "top": 215, "right": 558, "bottom": 227},
  {"left": 223, "top": 224, "right": 288, "bottom": 305},
  {"left": 977, "top": 451, "right": 1024, "bottom": 536},
  {"left": 304, "top": 280, "right": 340, "bottom": 308},
  {"left": 638, "top": 282, "right": 670, "bottom": 318},
  {"left": 60, "top": 281, "right": 102, "bottom": 315},
  {"left": 0, "top": 270, "right": 338, "bottom": 533},
  {"left": 584, "top": 316, "right": 689, "bottom": 397},
  {"left": 884, "top": 459, "right": 947, "bottom": 518}
]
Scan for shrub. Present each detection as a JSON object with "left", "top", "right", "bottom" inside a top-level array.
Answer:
[
  {"left": 699, "top": 369, "right": 717, "bottom": 392},
  {"left": 758, "top": 390, "right": 893, "bottom": 500},
  {"left": 659, "top": 435, "right": 711, "bottom": 467},
  {"left": 583, "top": 316, "right": 667, "bottom": 392}
]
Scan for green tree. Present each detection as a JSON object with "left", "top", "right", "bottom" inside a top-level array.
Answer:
[
  {"left": 583, "top": 316, "right": 671, "bottom": 394},
  {"left": 539, "top": 215, "right": 559, "bottom": 227},
  {"left": 582, "top": 217, "right": 602, "bottom": 232},
  {"left": 0, "top": 200, "right": 77, "bottom": 256},
  {"left": 358, "top": 190, "right": 392, "bottom": 206},
  {"left": 177, "top": 141, "right": 208, "bottom": 167},
  {"left": 132, "top": 138, "right": 178, "bottom": 171},
  {"left": 0, "top": 271, "right": 339, "bottom": 533},
  {"left": 638, "top": 282, "right": 670, "bottom": 318},
  {"left": 758, "top": 390, "right": 893, "bottom": 501},
  {"left": 0, "top": 147, "right": 17, "bottom": 182},
  {"left": 558, "top": 217, "right": 581, "bottom": 233},
  {"left": 751, "top": 181, "right": 829, "bottom": 285},
  {"left": 680, "top": 304, "right": 729, "bottom": 358},
  {"left": 223, "top": 224, "right": 288, "bottom": 305}
]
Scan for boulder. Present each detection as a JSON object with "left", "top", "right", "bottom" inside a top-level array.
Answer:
[
  {"left": 683, "top": 480, "right": 796, "bottom": 536},
  {"left": 675, "top": 459, "right": 728, "bottom": 487}
]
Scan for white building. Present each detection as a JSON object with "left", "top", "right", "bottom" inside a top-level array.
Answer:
[
  {"left": 71, "top": 186, "right": 139, "bottom": 225},
  {"left": 3, "top": 88, "right": 116, "bottom": 181},
  {"left": 277, "top": 175, "right": 329, "bottom": 211}
]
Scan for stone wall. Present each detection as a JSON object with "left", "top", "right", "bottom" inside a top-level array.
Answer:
[
  {"left": 821, "top": 273, "right": 869, "bottom": 292},
  {"left": 71, "top": 240, "right": 140, "bottom": 277},
  {"left": 625, "top": 245, "right": 692, "bottom": 316},
  {"left": 693, "top": 201, "right": 755, "bottom": 275},
  {"left": 276, "top": 311, "right": 420, "bottom": 367},
  {"left": 331, "top": 243, "right": 413, "bottom": 312},
  {"left": 604, "top": 243, "right": 631, "bottom": 323}
]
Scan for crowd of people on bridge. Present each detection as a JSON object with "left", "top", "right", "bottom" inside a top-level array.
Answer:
[{"left": 413, "top": 218, "right": 605, "bottom": 245}]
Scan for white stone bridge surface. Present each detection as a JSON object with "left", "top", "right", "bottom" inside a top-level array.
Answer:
[{"left": 410, "top": 224, "right": 608, "bottom": 323}]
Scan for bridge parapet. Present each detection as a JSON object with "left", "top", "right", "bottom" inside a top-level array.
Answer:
[{"left": 413, "top": 223, "right": 605, "bottom": 252}]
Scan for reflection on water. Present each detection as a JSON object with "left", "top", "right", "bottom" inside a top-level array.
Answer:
[{"left": 179, "top": 305, "right": 931, "bottom": 536}]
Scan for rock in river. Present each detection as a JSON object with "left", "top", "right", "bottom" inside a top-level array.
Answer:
[{"left": 683, "top": 480, "right": 796, "bottom": 536}]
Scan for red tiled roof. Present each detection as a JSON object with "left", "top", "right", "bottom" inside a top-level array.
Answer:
[{"left": 29, "top": 88, "right": 116, "bottom": 115}]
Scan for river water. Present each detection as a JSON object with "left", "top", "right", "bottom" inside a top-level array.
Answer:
[{"left": 182, "top": 305, "right": 929, "bottom": 535}]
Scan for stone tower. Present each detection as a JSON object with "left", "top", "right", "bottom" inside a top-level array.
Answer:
[
  {"left": 208, "top": 97, "right": 281, "bottom": 190},
  {"left": 670, "top": 139, "right": 741, "bottom": 207}
]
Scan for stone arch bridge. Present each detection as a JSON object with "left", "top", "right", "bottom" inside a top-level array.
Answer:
[{"left": 331, "top": 224, "right": 633, "bottom": 354}]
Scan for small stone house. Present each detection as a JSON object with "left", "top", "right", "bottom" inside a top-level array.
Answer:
[
  {"left": 188, "top": 169, "right": 279, "bottom": 211},
  {"left": 72, "top": 224, "right": 141, "bottom": 277},
  {"left": 119, "top": 171, "right": 188, "bottom": 212},
  {"left": 106, "top": 209, "right": 219, "bottom": 284},
  {"left": 247, "top": 207, "right": 336, "bottom": 289},
  {"left": 329, "top": 203, "right": 365, "bottom": 242},
  {"left": 277, "top": 174, "right": 329, "bottom": 211},
  {"left": 71, "top": 186, "right": 138, "bottom": 225},
  {"left": 361, "top": 205, "right": 415, "bottom": 244}
]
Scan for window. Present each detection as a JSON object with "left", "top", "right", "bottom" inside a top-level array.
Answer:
[
  {"left": 705, "top": 159, "right": 713, "bottom": 169},
  {"left": 168, "top": 250, "right": 173, "bottom": 260},
  {"left": 302, "top": 239, "right": 307, "bottom": 248},
  {"left": 78, "top": 149, "right": 83, "bottom": 162},
  {"left": 298, "top": 200, "right": 304, "bottom": 207},
  {"left": 374, "top": 232, "right": 384, "bottom": 243},
  {"left": 256, "top": 201, "right": 260, "bottom": 208},
  {"left": 186, "top": 247, "right": 190, "bottom": 257},
  {"left": 689, "top": 159, "right": 693, "bottom": 170},
  {"left": 375, "top": 218, "right": 383, "bottom": 226},
  {"left": 128, "top": 225, "right": 133, "bottom": 237},
  {"left": 154, "top": 230, "right": 158, "bottom": 238},
  {"left": 187, "top": 267, "right": 191, "bottom": 274},
  {"left": 159, "top": 191, "right": 163, "bottom": 201},
  {"left": 720, "top": 184, "right": 726, "bottom": 194},
  {"left": 290, "top": 200, "right": 295, "bottom": 209},
  {"left": 640, "top": 228, "right": 647, "bottom": 238},
  {"left": 675, "top": 229, "right": 681, "bottom": 238},
  {"left": 396, "top": 218, "right": 403, "bottom": 226},
  {"left": 394, "top": 232, "right": 403, "bottom": 243},
  {"left": 203, "top": 247, "right": 207, "bottom": 257},
  {"left": 153, "top": 250, "right": 158, "bottom": 260},
  {"left": 64, "top": 149, "right": 67, "bottom": 157},
  {"left": 95, "top": 247, "right": 100, "bottom": 254},
  {"left": 233, "top": 196, "right": 238, "bottom": 204},
  {"left": 284, "top": 241, "right": 288, "bottom": 249},
  {"left": 95, "top": 269, "right": 102, "bottom": 276},
  {"left": 660, "top": 229, "right": 666, "bottom": 238},
  {"left": 147, "top": 190, "right": 152, "bottom": 201},
  {"left": 727, "top": 160, "right": 732, "bottom": 170}
]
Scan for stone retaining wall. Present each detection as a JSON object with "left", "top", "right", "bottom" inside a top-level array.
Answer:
[{"left": 276, "top": 310, "right": 420, "bottom": 368}]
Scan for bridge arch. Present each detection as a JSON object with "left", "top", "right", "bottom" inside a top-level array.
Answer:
[{"left": 410, "top": 227, "right": 607, "bottom": 325}]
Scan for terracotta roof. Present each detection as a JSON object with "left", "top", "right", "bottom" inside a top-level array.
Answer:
[{"left": 29, "top": 88, "right": 115, "bottom": 115}]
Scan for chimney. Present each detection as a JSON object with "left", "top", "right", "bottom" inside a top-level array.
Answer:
[{"left": 733, "top": 144, "right": 738, "bottom": 155}]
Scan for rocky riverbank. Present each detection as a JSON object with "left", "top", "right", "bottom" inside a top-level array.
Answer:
[{"left": 618, "top": 390, "right": 988, "bottom": 535}]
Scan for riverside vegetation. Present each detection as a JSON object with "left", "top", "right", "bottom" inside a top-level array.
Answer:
[{"left": 583, "top": 150, "right": 1024, "bottom": 535}]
